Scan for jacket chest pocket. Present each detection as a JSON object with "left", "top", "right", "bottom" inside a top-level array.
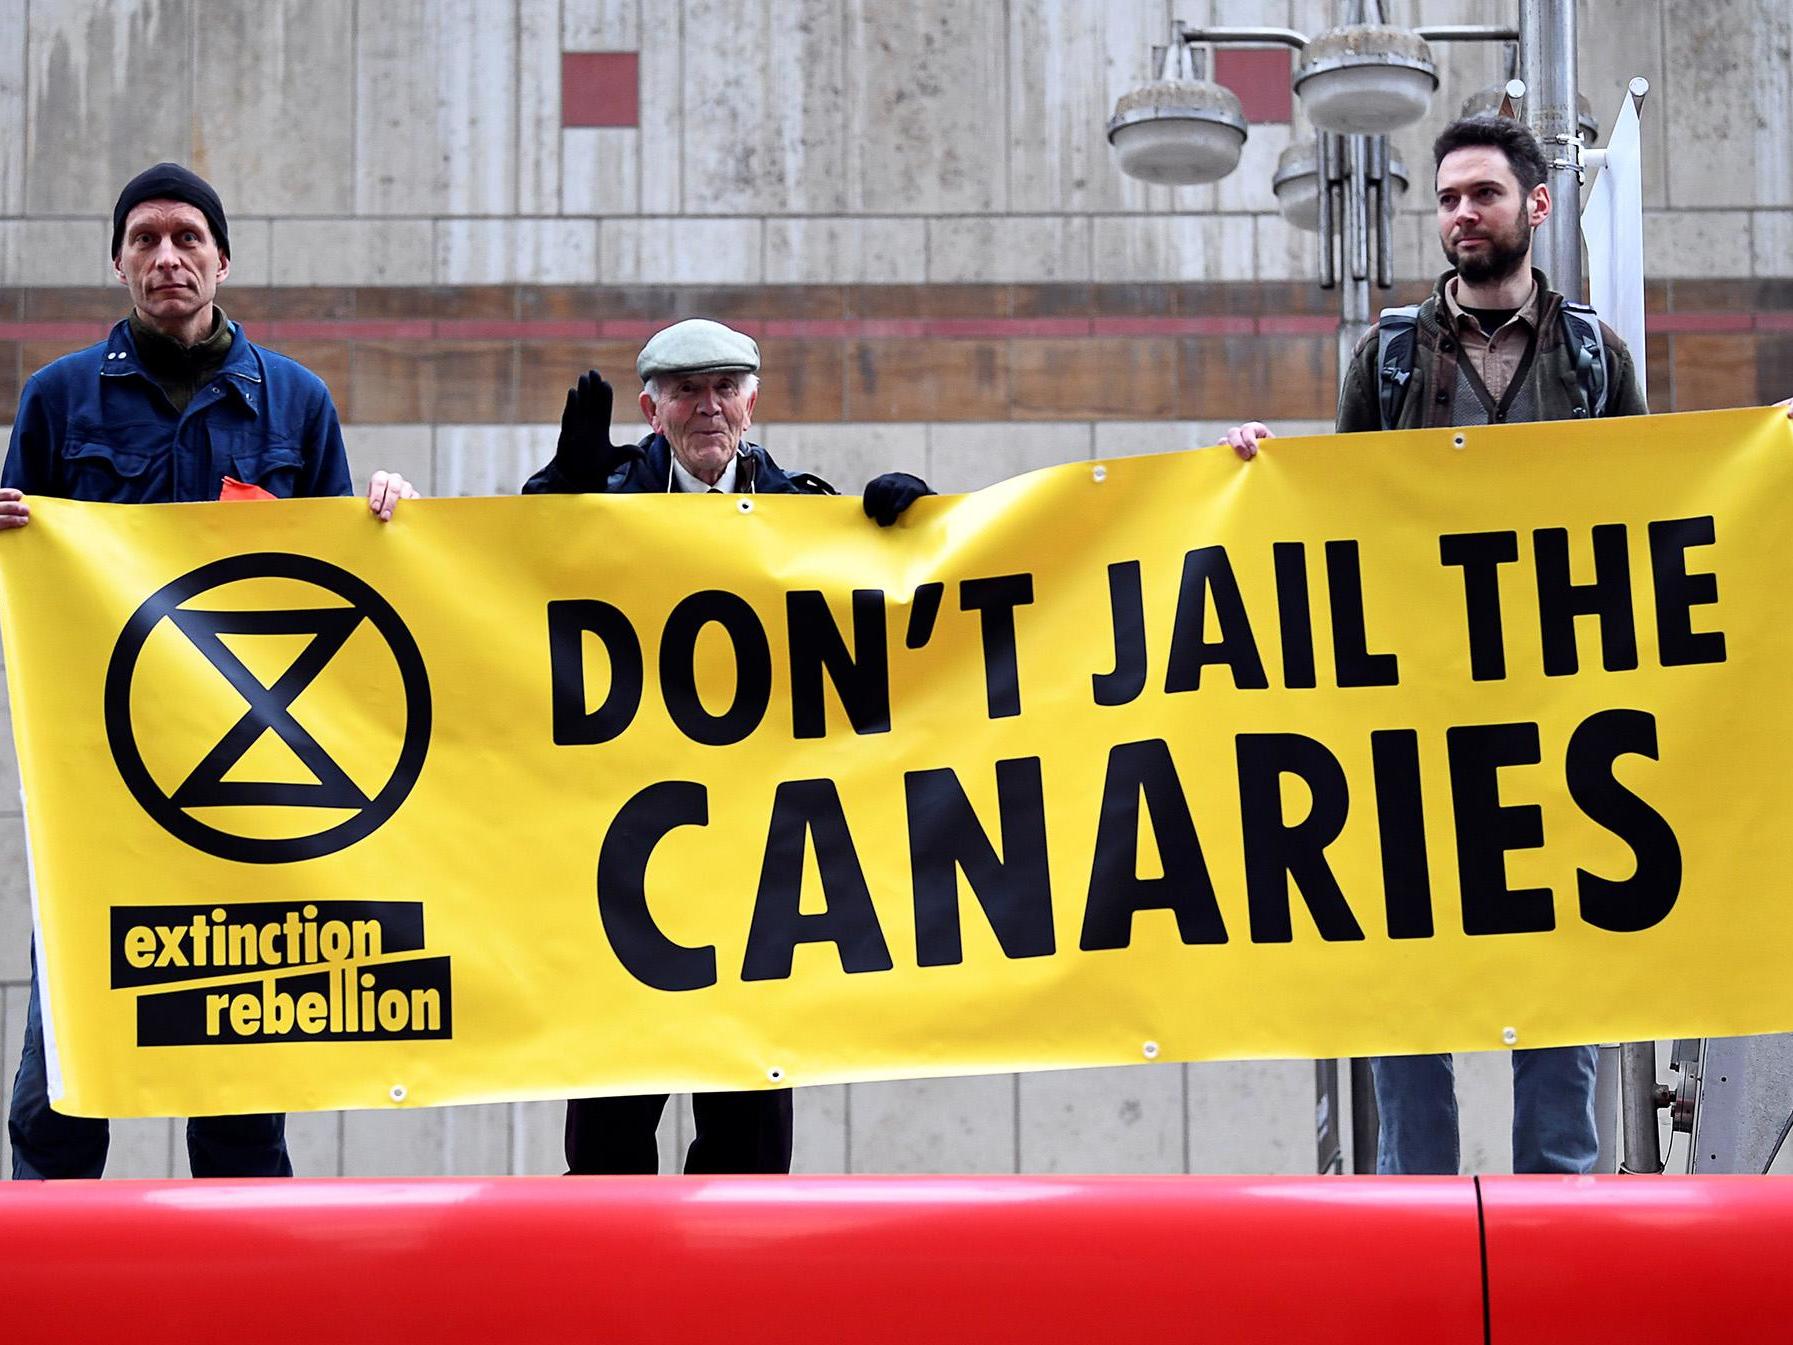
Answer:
[
  {"left": 210, "top": 427, "right": 304, "bottom": 499},
  {"left": 58, "top": 439, "right": 168, "bottom": 503}
]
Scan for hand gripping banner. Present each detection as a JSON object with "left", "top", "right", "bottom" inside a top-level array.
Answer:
[{"left": 3, "top": 407, "right": 1790, "bottom": 1118}]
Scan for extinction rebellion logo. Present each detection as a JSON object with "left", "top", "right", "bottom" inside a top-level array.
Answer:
[
  {"left": 115, "top": 900, "right": 451, "bottom": 1044},
  {"left": 104, "top": 553, "right": 431, "bottom": 863},
  {"left": 102, "top": 554, "right": 449, "bottom": 1046}
]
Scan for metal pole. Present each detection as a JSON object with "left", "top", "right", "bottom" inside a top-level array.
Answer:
[
  {"left": 1619, "top": 1041, "right": 1664, "bottom": 1173},
  {"left": 1173, "top": 24, "right": 1310, "bottom": 52},
  {"left": 1369, "top": 135, "right": 1394, "bottom": 291},
  {"left": 1338, "top": 136, "right": 1373, "bottom": 381},
  {"left": 1518, "top": 0, "right": 1582, "bottom": 300},
  {"left": 1349, "top": 1057, "right": 1380, "bottom": 1173},
  {"left": 1415, "top": 25, "right": 1520, "bottom": 42},
  {"left": 1337, "top": 261, "right": 1371, "bottom": 380},
  {"left": 1316, "top": 1059, "right": 1343, "bottom": 1173},
  {"left": 1345, "top": 136, "right": 1369, "bottom": 284},
  {"left": 1521, "top": 0, "right": 1671, "bottom": 1165},
  {"left": 1594, "top": 1043, "right": 1620, "bottom": 1171},
  {"left": 1317, "top": 132, "right": 1339, "bottom": 292}
]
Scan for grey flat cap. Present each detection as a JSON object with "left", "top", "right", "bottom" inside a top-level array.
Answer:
[{"left": 636, "top": 318, "right": 761, "bottom": 381}]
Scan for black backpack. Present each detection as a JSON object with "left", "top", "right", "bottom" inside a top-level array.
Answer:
[{"left": 1375, "top": 300, "right": 1609, "bottom": 429}]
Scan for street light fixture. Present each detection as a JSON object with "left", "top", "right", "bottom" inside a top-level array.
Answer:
[
  {"left": 1271, "top": 141, "right": 1324, "bottom": 230},
  {"left": 1107, "top": 3, "right": 1544, "bottom": 380},
  {"left": 1105, "top": 41, "right": 1248, "bottom": 187},
  {"left": 1462, "top": 82, "right": 1599, "bottom": 145},
  {"left": 1274, "top": 140, "right": 1407, "bottom": 233},
  {"left": 1292, "top": 25, "right": 1438, "bottom": 135}
]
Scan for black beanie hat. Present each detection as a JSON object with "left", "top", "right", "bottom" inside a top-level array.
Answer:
[{"left": 111, "top": 163, "right": 230, "bottom": 259}]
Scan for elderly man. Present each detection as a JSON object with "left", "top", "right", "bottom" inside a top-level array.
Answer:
[
  {"left": 0, "top": 162, "right": 416, "bottom": 1179},
  {"left": 524, "top": 318, "right": 926, "bottom": 1172},
  {"left": 525, "top": 317, "right": 929, "bottom": 510},
  {"left": 1221, "top": 117, "right": 1646, "bottom": 1177}
]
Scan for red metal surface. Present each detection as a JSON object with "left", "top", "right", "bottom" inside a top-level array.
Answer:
[
  {"left": 1480, "top": 1176, "right": 1793, "bottom": 1343},
  {"left": 0, "top": 1176, "right": 1483, "bottom": 1343}
]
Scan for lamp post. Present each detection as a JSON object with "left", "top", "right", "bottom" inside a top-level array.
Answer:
[
  {"left": 1519, "top": 0, "right": 1584, "bottom": 302},
  {"left": 1104, "top": 2, "right": 1599, "bottom": 365}
]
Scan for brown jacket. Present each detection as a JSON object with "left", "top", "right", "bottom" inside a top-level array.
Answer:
[{"left": 1335, "top": 268, "right": 1648, "bottom": 433}]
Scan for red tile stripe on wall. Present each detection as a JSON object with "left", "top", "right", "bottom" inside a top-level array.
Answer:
[{"left": 0, "top": 313, "right": 1779, "bottom": 341}]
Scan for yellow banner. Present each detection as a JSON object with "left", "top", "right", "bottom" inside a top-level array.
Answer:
[{"left": 4, "top": 408, "right": 1791, "bottom": 1118}]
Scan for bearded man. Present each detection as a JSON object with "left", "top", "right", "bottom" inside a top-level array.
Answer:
[{"left": 1220, "top": 116, "right": 1646, "bottom": 1176}]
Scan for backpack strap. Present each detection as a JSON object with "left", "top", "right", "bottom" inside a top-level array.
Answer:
[
  {"left": 1375, "top": 304, "right": 1423, "bottom": 431},
  {"left": 1559, "top": 301, "right": 1610, "bottom": 418}
]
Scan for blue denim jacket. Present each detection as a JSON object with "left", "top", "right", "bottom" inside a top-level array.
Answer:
[{"left": 3, "top": 317, "right": 352, "bottom": 503}]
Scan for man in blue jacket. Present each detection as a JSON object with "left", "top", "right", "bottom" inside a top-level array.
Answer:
[{"left": 0, "top": 162, "right": 416, "bottom": 1179}]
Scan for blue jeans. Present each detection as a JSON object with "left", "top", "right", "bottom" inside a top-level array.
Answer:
[
  {"left": 8, "top": 949, "right": 292, "bottom": 1179},
  {"left": 1370, "top": 1046, "right": 1600, "bottom": 1174}
]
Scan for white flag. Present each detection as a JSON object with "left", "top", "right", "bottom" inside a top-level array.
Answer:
[{"left": 1582, "top": 92, "right": 1646, "bottom": 401}]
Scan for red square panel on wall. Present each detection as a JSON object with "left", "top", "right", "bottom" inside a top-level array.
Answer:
[
  {"left": 562, "top": 52, "right": 639, "bottom": 128},
  {"left": 1213, "top": 47, "right": 1292, "bottom": 124}
]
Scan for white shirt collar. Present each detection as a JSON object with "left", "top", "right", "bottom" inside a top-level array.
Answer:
[{"left": 669, "top": 451, "right": 740, "bottom": 494}]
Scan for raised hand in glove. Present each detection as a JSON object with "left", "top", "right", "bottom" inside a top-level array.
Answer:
[
  {"left": 862, "top": 472, "right": 934, "bottom": 527},
  {"left": 555, "top": 369, "right": 626, "bottom": 484}
]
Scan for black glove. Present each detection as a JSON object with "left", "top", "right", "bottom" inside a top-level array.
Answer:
[
  {"left": 555, "top": 370, "right": 625, "bottom": 485},
  {"left": 863, "top": 472, "right": 934, "bottom": 526}
]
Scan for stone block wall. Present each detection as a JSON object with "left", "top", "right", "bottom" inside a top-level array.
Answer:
[{"left": 0, "top": 0, "right": 1788, "bottom": 1178}]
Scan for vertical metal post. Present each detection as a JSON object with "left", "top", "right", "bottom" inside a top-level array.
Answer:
[
  {"left": 1522, "top": 0, "right": 1671, "bottom": 1166},
  {"left": 1349, "top": 1057, "right": 1380, "bottom": 1173},
  {"left": 1345, "top": 136, "right": 1370, "bottom": 284},
  {"left": 1317, "top": 132, "right": 1338, "bottom": 292},
  {"left": 1518, "top": 0, "right": 1582, "bottom": 299},
  {"left": 1619, "top": 1042, "right": 1664, "bottom": 1172},
  {"left": 1369, "top": 136, "right": 1395, "bottom": 291},
  {"left": 1337, "top": 136, "right": 1373, "bottom": 382},
  {"left": 1593, "top": 1044, "right": 1620, "bottom": 1171},
  {"left": 1315, "top": 1059, "right": 1343, "bottom": 1173}
]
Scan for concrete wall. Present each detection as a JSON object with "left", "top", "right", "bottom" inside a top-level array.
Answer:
[
  {"left": 1, "top": 0, "right": 1789, "bottom": 1178},
  {"left": 2, "top": 0, "right": 1789, "bottom": 284}
]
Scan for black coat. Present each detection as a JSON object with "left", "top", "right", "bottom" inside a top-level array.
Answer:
[{"left": 521, "top": 431, "right": 835, "bottom": 496}]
